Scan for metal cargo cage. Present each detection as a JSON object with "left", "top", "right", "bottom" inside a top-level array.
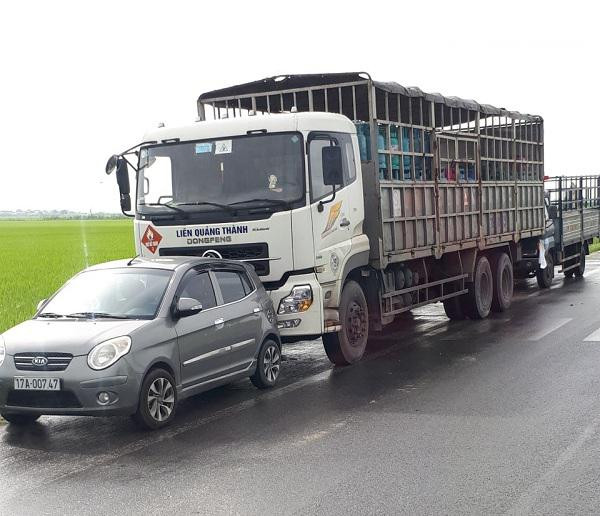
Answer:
[{"left": 199, "top": 72, "right": 545, "bottom": 267}]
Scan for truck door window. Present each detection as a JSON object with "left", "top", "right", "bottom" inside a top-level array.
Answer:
[{"left": 308, "top": 132, "right": 356, "bottom": 202}]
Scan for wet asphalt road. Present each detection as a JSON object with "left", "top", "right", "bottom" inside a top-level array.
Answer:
[{"left": 2, "top": 256, "right": 600, "bottom": 515}]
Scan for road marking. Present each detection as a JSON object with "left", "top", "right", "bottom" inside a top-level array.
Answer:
[
  {"left": 527, "top": 318, "right": 572, "bottom": 341},
  {"left": 584, "top": 327, "right": 600, "bottom": 342},
  {"left": 506, "top": 415, "right": 600, "bottom": 515}
]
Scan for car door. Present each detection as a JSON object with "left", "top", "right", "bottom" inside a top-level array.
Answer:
[
  {"left": 174, "top": 268, "right": 230, "bottom": 389},
  {"left": 211, "top": 268, "right": 262, "bottom": 373}
]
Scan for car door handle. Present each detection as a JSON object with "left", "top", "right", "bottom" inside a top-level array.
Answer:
[
  {"left": 339, "top": 218, "right": 350, "bottom": 227},
  {"left": 214, "top": 318, "right": 225, "bottom": 327}
]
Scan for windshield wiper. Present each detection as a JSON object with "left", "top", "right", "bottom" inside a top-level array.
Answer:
[
  {"left": 38, "top": 312, "right": 66, "bottom": 319},
  {"left": 66, "top": 312, "right": 132, "bottom": 320},
  {"left": 174, "top": 201, "right": 236, "bottom": 212},
  {"left": 138, "top": 202, "right": 187, "bottom": 214},
  {"left": 229, "top": 198, "right": 291, "bottom": 208}
]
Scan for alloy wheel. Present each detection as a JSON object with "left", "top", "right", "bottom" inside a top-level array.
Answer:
[
  {"left": 147, "top": 377, "right": 175, "bottom": 422},
  {"left": 263, "top": 344, "right": 281, "bottom": 383}
]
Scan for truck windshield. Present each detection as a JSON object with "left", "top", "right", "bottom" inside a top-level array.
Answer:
[{"left": 137, "top": 132, "right": 304, "bottom": 214}]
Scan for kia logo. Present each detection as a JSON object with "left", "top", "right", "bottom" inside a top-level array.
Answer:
[
  {"left": 32, "top": 356, "right": 48, "bottom": 367},
  {"left": 202, "top": 250, "right": 223, "bottom": 259}
]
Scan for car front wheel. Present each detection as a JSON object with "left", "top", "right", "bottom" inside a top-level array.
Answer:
[{"left": 132, "top": 368, "right": 178, "bottom": 430}]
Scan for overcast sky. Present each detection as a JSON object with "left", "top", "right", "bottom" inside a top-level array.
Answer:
[{"left": 1, "top": 0, "right": 598, "bottom": 212}]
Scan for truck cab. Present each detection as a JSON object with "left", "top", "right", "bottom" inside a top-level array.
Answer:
[{"left": 126, "top": 112, "right": 369, "bottom": 342}]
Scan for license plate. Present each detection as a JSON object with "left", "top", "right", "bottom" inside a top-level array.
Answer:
[{"left": 14, "top": 377, "right": 61, "bottom": 391}]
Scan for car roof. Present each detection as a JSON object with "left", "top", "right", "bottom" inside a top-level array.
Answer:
[{"left": 84, "top": 256, "right": 250, "bottom": 273}]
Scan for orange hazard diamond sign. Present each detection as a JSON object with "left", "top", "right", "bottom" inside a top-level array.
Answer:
[{"left": 141, "top": 225, "right": 162, "bottom": 254}]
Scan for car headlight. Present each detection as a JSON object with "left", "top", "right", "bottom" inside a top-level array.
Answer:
[
  {"left": 278, "top": 285, "right": 313, "bottom": 315},
  {"left": 0, "top": 335, "right": 5, "bottom": 368},
  {"left": 87, "top": 336, "right": 131, "bottom": 370}
]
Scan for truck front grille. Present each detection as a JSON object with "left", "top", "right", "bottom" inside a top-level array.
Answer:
[
  {"left": 160, "top": 243, "right": 270, "bottom": 275},
  {"left": 14, "top": 353, "right": 73, "bottom": 372}
]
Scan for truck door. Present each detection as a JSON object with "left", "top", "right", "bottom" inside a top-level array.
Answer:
[{"left": 308, "top": 132, "right": 360, "bottom": 280}]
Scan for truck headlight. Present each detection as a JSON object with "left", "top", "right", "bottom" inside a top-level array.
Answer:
[
  {"left": 88, "top": 336, "right": 131, "bottom": 370},
  {"left": 278, "top": 285, "right": 313, "bottom": 314},
  {"left": 0, "top": 335, "right": 5, "bottom": 368}
]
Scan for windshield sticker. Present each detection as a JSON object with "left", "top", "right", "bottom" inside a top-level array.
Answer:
[
  {"left": 195, "top": 143, "right": 212, "bottom": 154},
  {"left": 214, "top": 140, "right": 232, "bottom": 154},
  {"left": 268, "top": 174, "right": 282, "bottom": 192}
]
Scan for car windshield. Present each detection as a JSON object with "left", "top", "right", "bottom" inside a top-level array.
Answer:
[
  {"left": 38, "top": 268, "right": 173, "bottom": 319},
  {"left": 137, "top": 132, "right": 304, "bottom": 213}
]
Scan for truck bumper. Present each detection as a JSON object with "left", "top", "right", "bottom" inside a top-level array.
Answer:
[{"left": 267, "top": 273, "right": 323, "bottom": 339}]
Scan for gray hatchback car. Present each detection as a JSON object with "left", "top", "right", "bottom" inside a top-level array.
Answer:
[{"left": 0, "top": 257, "right": 281, "bottom": 429}]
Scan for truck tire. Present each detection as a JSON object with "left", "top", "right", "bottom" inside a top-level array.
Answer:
[
  {"left": 491, "top": 252, "right": 513, "bottom": 312},
  {"left": 463, "top": 255, "right": 493, "bottom": 319},
  {"left": 536, "top": 252, "right": 554, "bottom": 288},
  {"left": 322, "top": 280, "right": 369, "bottom": 366},
  {"left": 443, "top": 296, "right": 466, "bottom": 320},
  {"left": 574, "top": 248, "right": 586, "bottom": 277}
]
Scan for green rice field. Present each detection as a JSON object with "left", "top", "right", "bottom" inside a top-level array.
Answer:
[
  {"left": 0, "top": 219, "right": 134, "bottom": 333},
  {"left": 0, "top": 220, "right": 598, "bottom": 335}
]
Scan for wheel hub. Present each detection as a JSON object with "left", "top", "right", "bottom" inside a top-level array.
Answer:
[{"left": 346, "top": 301, "right": 367, "bottom": 347}]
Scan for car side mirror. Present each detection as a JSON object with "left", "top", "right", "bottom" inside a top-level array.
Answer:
[
  {"left": 548, "top": 205, "right": 558, "bottom": 219},
  {"left": 36, "top": 299, "right": 47, "bottom": 311},
  {"left": 175, "top": 297, "right": 203, "bottom": 318},
  {"left": 322, "top": 146, "right": 343, "bottom": 186}
]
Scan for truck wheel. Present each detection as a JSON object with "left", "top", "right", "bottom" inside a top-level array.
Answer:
[
  {"left": 463, "top": 255, "right": 493, "bottom": 319},
  {"left": 536, "top": 252, "right": 554, "bottom": 288},
  {"left": 491, "top": 252, "right": 513, "bottom": 312},
  {"left": 443, "top": 296, "right": 466, "bottom": 320},
  {"left": 574, "top": 249, "right": 586, "bottom": 277},
  {"left": 323, "top": 280, "right": 369, "bottom": 366}
]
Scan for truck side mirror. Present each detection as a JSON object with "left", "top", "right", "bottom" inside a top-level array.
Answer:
[
  {"left": 114, "top": 157, "right": 132, "bottom": 214},
  {"left": 322, "top": 146, "right": 343, "bottom": 186},
  {"left": 105, "top": 154, "right": 119, "bottom": 175}
]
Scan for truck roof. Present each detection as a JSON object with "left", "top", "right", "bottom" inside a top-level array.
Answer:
[
  {"left": 143, "top": 111, "right": 356, "bottom": 144},
  {"left": 199, "top": 72, "right": 542, "bottom": 123}
]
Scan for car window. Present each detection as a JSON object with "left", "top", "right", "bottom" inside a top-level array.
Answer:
[
  {"left": 240, "top": 271, "right": 254, "bottom": 295},
  {"left": 180, "top": 271, "right": 216, "bottom": 309},
  {"left": 214, "top": 270, "right": 249, "bottom": 304}
]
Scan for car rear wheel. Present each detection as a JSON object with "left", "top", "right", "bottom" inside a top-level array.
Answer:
[
  {"left": 1, "top": 413, "right": 40, "bottom": 425},
  {"left": 132, "top": 368, "right": 178, "bottom": 430},
  {"left": 250, "top": 339, "right": 281, "bottom": 389}
]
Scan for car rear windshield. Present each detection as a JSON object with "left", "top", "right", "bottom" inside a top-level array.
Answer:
[{"left": 39, "top": 268, "right": 173, "bottom": 319}]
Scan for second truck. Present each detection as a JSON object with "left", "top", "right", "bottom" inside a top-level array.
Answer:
[{"left": 107, "top": 72, "right": 600, "bottom": 365}]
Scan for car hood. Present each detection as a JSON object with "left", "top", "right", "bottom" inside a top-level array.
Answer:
[{"left": 1, "top": 319, "right": 151, "bottom": 356}]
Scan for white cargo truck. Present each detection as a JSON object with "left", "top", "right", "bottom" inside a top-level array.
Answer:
[{"left": 107, "top": 73, "right": 600, "bottom": 366}]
